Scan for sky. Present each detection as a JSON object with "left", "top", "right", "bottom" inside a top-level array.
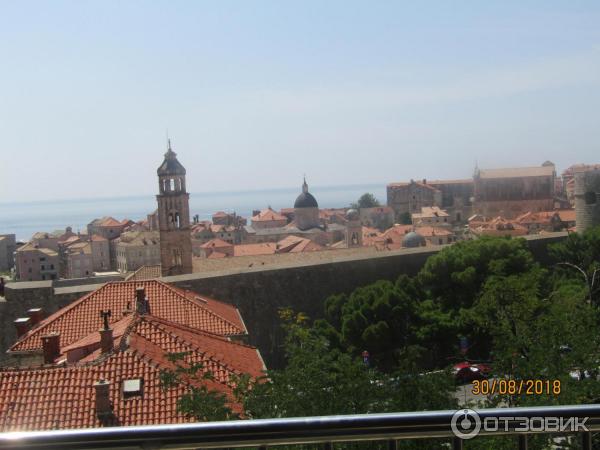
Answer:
[{"left": 1, "top": 0, "right": 600, "bottom": 203}]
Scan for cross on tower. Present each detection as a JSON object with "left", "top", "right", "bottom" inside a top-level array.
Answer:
[{"left": 100, "top": 310, "right": 112, "bottom": 330}]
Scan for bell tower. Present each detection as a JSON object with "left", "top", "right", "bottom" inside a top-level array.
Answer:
[{"left": 156, "top": 139, "right": 193, "bottom": 276}]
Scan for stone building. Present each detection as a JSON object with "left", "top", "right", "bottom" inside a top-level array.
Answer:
[
  {"left": 251, "top": 208, "right": 288, "bottom": 229},
  {"left": 387, "top": 180, "right": 443, "bottom": 221},
  {"left": 411, "top": 206, "right": 451, "bottom": 227},
  {"left": 473, "top": 163, "right": 556, "bottom": 218},
  {"left": 64, "top": 242, "right": 94, "bottom": 278},
  {"left": 87, "top": 217, "right": 127, "bottom": 240},
  {"left": 0, "top": 234, "right": 16, "bottom": 272},
  {"left": 114, "top": 230, "right": 161, "bottom": 273},
  {"left": 574, "top": 167, "right": 600, "bottom": 234},
  {"left": 426, "top": 179, "right": 474, "bottom": 223},
  {"left": 15, "top": 242, "right": 60, "bottom": 281},
  {"left": 156, "top": 140, "right": 193, "bottom": 276},
  {"left": 358, "top": 206, "right": 394, "bottom": 230}
]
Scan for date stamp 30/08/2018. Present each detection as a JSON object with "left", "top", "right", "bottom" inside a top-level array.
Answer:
[{"left": 472, "top": 379, "right": 561, "bottom": 396}]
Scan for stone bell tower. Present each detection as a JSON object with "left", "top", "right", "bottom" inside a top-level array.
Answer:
[{"left": 156, "top": 140, "right": 193, "bottom": 276}]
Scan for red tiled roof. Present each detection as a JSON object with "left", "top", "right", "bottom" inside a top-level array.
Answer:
[
  {"left": 233, "top": 243, "right": 277, "bottom": 257},
  {"left": 276, "top": 236, "right": 322, "bottom": 253},
  {"left": 0, "top": 315, "right": 264, "bottom": 431},
  {"left": 252, "top": 208, "right": 287, "bottom": 222},
  {"left": 207, "top": 251, "right": 228, "bottom": 259},
  {"left": 478, "top": 166, "right": 554, "bottom": 179},
  {"left": 9, "top": 280, "right": 246, "bottom": 353},
  {"left": 99, "top": 217, "right": 123, "bottom": 227},
  {"left": 413, "top": 226, "right": 452, "bottom": 237},
  {"left": 200, "top": 238, "right": 233, "bottom": 249},
  {"left": 556, "top": 209, "right": 576, "bottom": 222},
  {"left": 212, "top": 211, "right": 228, "bottom": 217},
  {"left": 125, "top": 265, "right": 162, "bottom": 281},
  {"left": 90, "top": 234, "right": 107, "bottom": 242}
]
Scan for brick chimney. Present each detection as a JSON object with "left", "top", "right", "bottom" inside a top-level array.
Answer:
[
  {"left": 14, "top": 317, "right": 31, "bottom": 337},
  {"left": 135, "top": 287, "right": 149, "bottom": 314},
  {"left": 41, "top": 332, "right": 60, "bottom": 364},
  {"left": 94, "top": 380, "right": 112, "bottom": 418},
  {"left": 99, "top": 310, "right": 113, "bottom": 354},
  {"left": 27, "top": 308, "right": 44, "bottom": 327}
]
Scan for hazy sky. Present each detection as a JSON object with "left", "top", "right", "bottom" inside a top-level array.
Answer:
[{"left": 1, "top": 1, "right": 600, "bottom": 203}]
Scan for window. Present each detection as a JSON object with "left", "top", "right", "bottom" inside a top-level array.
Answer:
[
  {"left": 50, "top": 264, "right": 54, "bottom": 270},
  {"left": 585, "top": 191, "right": 596, "bottom": 205},
  {"left": 40, "top": 257, "right": 46, "bottom": 262},
  {"left": 41, "top": 265, "right": 45, "bottom": 270}
]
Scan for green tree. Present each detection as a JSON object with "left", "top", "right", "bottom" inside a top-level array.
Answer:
[
  {"left": 319, "top": 276, "right": 423, "bottom": 370},
  {"left": 238, "top": 309, "right": 456, "bottom": 421},
  {"left": 351, "top": 193, "right": 380, "bottom": 209},
  {"left": 159, "top": 352, "right": 239, "bottom": 421},
  {"left": 549, "top": 227, "right": 600, "bottom": 304},
  {"left": 398, "top": 211, "right": 412, "bottom": 225}
]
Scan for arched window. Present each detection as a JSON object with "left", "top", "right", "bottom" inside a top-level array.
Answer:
[
  {"left": 170, "top": 179, "right": 175, "bottom": 191},
  {"left": 175, "top": 212, "right": 180, "bottom": 228},
  {"left": 585, "top": 191, "right": 596, "bottom": 205}
]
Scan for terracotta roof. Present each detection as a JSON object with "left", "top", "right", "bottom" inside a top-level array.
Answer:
[
  {"left": 427, "top": 179, "right": 473, "bottom": 185},
  {"left": 125, "top": 265, "right": 162, "bottom": 281},
  {"left": 117, "top": 231, "right": 159, "bottom": 246},
  {"left": 233, "top": 243, "right": 277, "bottom": 257},
  {"left": 470, "top": 216, "right": 528, "bottom": 236},
  {"left": 90, "top": 234, "right": 107, "bottom": 242},
  {"left": 562, "top": 164, "right": 600, "bottom": 177},
  {"left": 276, "top": 236, "right": 322, "bottom": 253},
  {"left": 200, "top": 238, "right": 233, "bottom": 249},
  {"left": 9, "top": 280, "right": 246, "bottom": 353},
  {"left": 252, "top": 208, "right": 287, "bottom": 222},
  {"left": 413, "top": 226, "right": 452, "bottom": 237},
  {"left": 387, "top": 181, "right": 441, "bottom": 192},
  {"left": 207, "top": 251, "right": 228, "bottom": 259},
  {"left": 412, "top": 206, "right": 449, "bottom": 219},
  {"left": 98, "top": 217, "right": 123, "bottom": 227},
  {"left": 514, "top": 211, "right": 558, "bottom": 225},
  {"left": 478, "top": 166, "right": 554, "bottom": 179},
  {"left": 212, "top": 211, "right": 228, "bottom": 217},
  {"left": 0, "top": 315, "right": 264, "bottom": 431},
  {"left": 556, "top": 209, "right": 576, "bottom": 222}
]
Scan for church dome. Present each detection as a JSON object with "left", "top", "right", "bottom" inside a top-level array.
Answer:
[
  {"left": 157, "top": 140, "right": 186, "bottom": 176},
  {"left": 346, "top": 208, "right": 359, "bottom": 220},
  {"left": 294, "top": 177, "right": 318, "bottom": 208},
  {"left": 402, "top": 231, "right": 426, "bottom": 248}
]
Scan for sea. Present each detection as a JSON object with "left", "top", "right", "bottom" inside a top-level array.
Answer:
[{"left": 0, "top": 184, "right": 387, "bottom": 241}]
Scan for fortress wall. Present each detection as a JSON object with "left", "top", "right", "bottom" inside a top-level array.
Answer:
[{"left": 2, "top": 233, "right": 568, "bottom": 367}]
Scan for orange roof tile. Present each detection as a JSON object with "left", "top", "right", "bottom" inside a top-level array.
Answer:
[
  {"left": 9, "top": 280, "right": 246, "bottom": 353},
  {"left": 0, "top": 315, "right": 264, "bottom": 431},
  {"left": 413, "top": 226, "right": 452, "bottom": 237},
  {"left": 200, "top": 238, "right": 233, "bottom": 249},
  {"left": 125, "top": 265, "right": 162, "bottom": 281},
  {"left": 99, "top": 217, "right": 123, "bottom": 227},
  {"left": 233, "top": 243, "right": 277, "bottom": 257},
  {"left": 252, "top": 208, "right": 287, "bottom": 222},
  {"left": 556, "top": 209, "right": 576, "bottom": 222}
]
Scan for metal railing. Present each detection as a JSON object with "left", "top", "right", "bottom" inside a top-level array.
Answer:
[{"left": 0, "top": 404, "right": 599, "bottom": 450}]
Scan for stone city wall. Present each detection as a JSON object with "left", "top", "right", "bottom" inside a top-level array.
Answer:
[{"left": 2, "top": 233, "right": 568, "bottom": 367}]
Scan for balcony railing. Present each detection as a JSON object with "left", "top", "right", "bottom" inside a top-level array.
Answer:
[{"left": 0, "top": 404, "right": 599, "bottom": 450}]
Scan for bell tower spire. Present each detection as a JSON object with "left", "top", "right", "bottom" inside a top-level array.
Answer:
[{"left": 156, "top": 139, "right": 193, "bottom": 276}]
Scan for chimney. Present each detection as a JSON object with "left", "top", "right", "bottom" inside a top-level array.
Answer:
[
  {"left": 100, "top": 310, "right": 113, "bottom": 354},
  {"left": 27, "top": 308, "right": 44, "bottom": 327},
  {"left": 41, "top": 332, "right": 60, "bottom": 364},
  {"left": 14, "top": 317, "right": 31, "bottom": 337},
  {"left": 94, "top": 380, "right": 112, "bottom": 418},
  {"left": 135, "top": 287, "right": 150, "bottom": 314}
]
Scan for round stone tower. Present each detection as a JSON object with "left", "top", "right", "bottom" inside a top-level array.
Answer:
[
  {"left": 345, "top": 209, "right": 362, "bottom": 248},
  {"left": 575, "top": 168, "right": 600, "bottom": 234}
]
